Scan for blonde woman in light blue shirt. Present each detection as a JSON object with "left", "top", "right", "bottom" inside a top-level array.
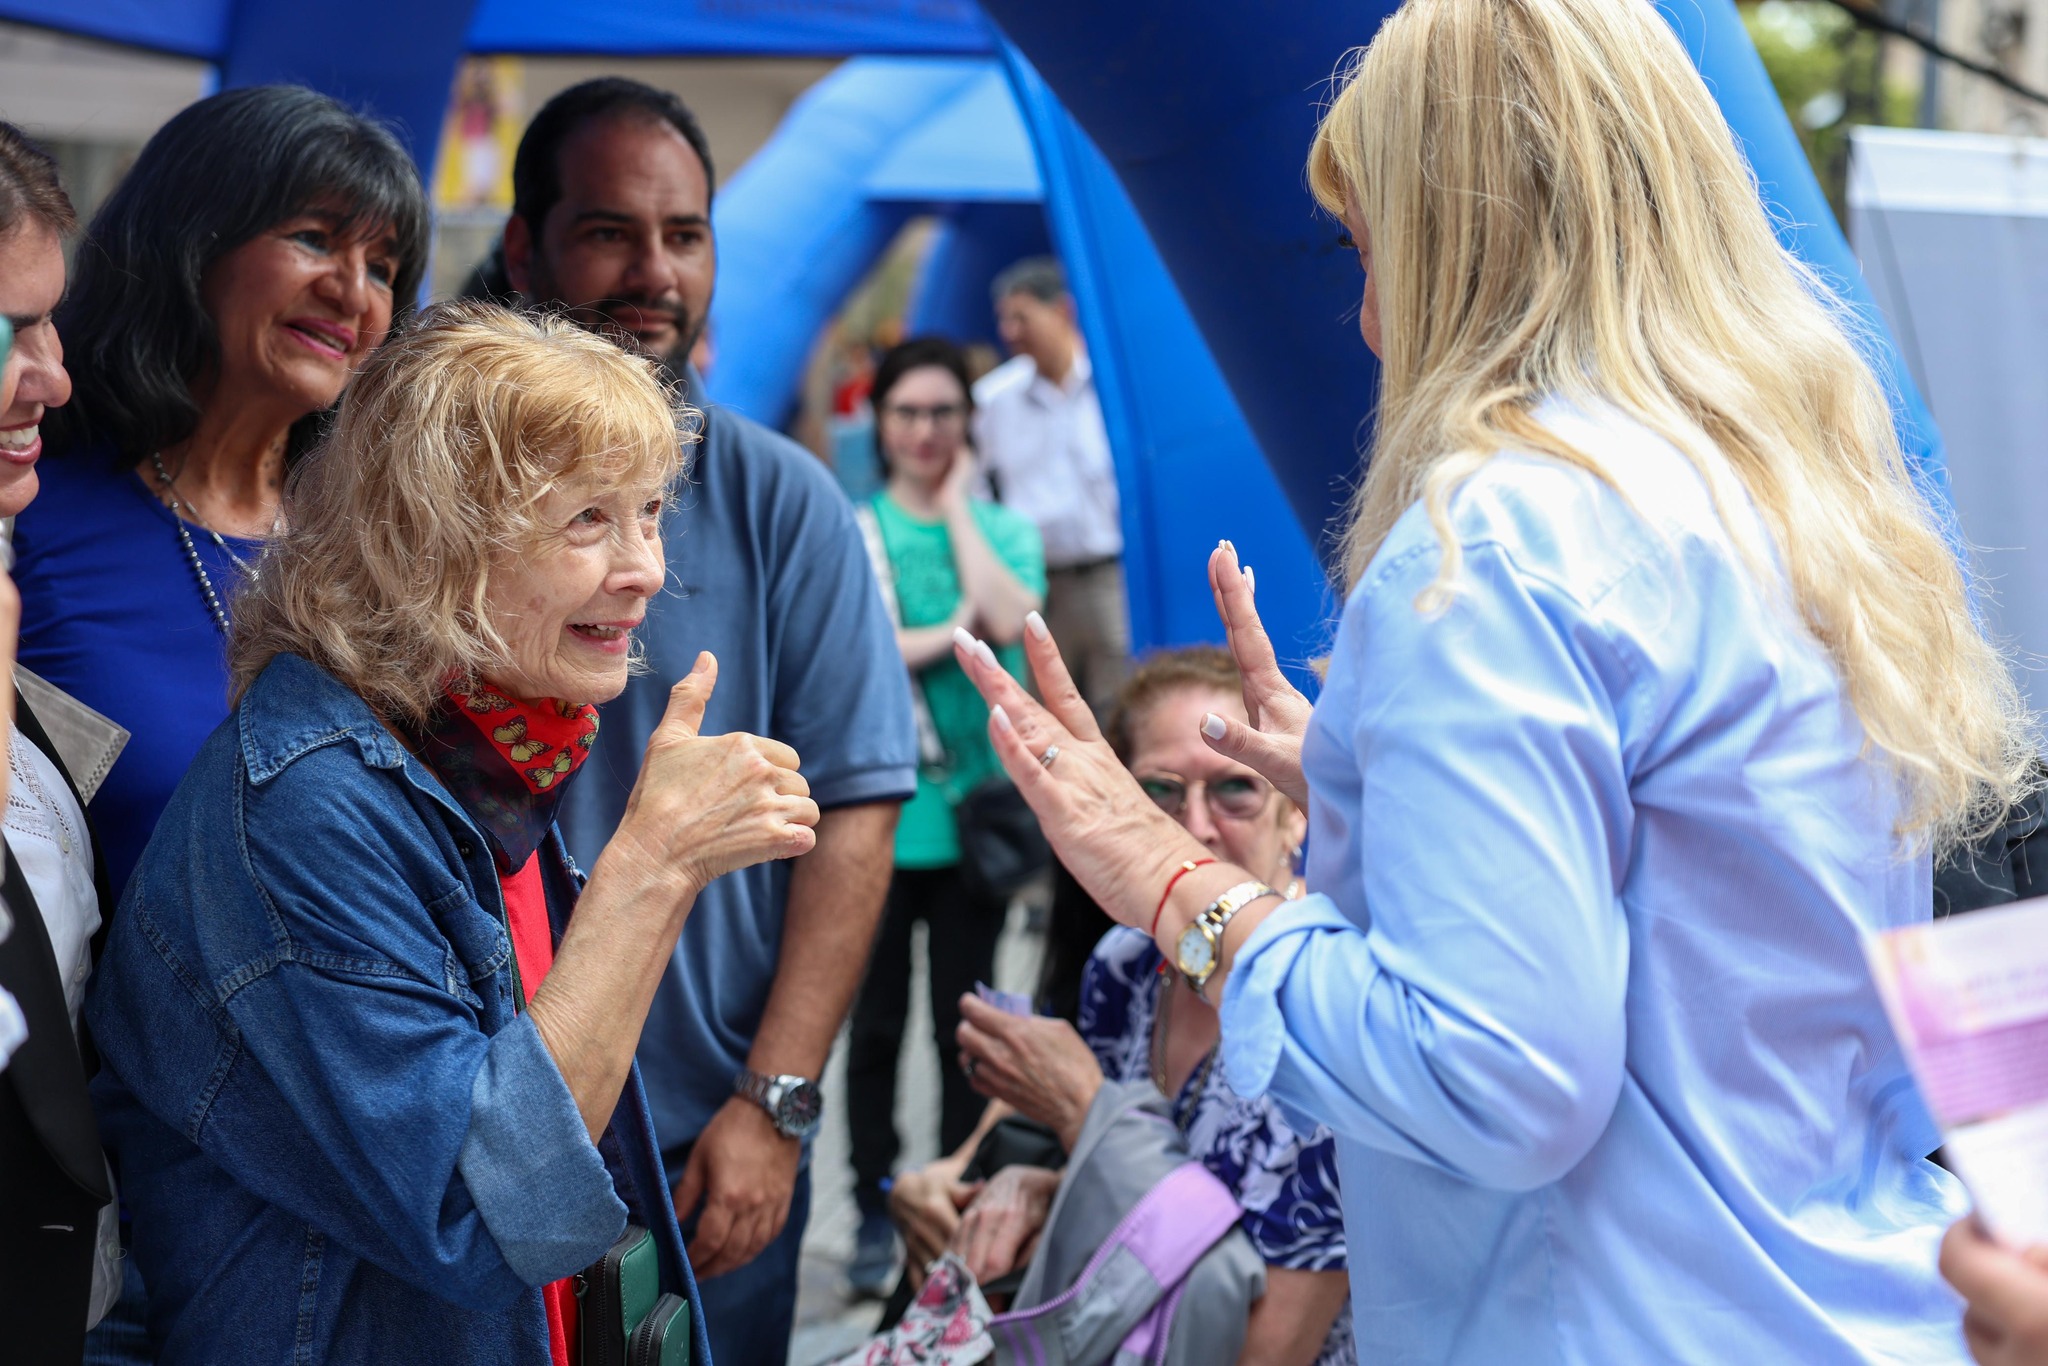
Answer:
[{"left": 943, "top": 0, "right": 2032, "bottom": 1360}]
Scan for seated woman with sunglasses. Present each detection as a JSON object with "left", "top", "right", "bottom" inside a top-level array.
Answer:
[{"left": 887, "top": 648, "right": 1353, "bottom": 1366}]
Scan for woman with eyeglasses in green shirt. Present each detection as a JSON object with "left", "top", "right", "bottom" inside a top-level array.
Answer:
[{"left": 845, "top": 335, "right": 1046, "bottom": 1297}]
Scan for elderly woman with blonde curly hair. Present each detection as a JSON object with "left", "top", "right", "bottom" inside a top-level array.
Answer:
[
  {"left": 944, "top": 0, "right": 2032, "bottom": 1362},
  {"left": 85, "top": 301, "right": 819, "bottom": 1366}
]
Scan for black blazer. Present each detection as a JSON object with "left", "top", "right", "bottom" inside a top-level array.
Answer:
[{"left": 0, "top": 690, "right": 115, "bottom": 1363}]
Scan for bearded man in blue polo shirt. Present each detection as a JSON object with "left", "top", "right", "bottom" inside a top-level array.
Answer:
[{"left": 490, "top": 78, "right": 917, "bottom": 1363}]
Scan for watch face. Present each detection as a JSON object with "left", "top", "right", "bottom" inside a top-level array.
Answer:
[
  {"left": 1176, "top": 924, "right": 1216, "bottom": 979},
  {"left": 777, "top": 1079, "right": 823, "bottom": 1134}
]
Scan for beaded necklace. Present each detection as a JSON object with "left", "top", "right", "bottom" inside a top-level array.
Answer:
[{"left": 151, "top": 452, "right": 257, "bottom": 637}]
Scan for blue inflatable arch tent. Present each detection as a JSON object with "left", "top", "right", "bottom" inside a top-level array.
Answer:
[{"left": 3, "top": 0, "right": 1944, "bottom": 679}]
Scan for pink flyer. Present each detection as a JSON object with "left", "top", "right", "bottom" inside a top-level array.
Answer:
[{"left": 1867, "top": 897, "right": 2048, "bottom": 1246}]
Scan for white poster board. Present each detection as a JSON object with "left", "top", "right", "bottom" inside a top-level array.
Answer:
[{"left": 1850, "top": 126, "right": 2048, "bottom": 716}]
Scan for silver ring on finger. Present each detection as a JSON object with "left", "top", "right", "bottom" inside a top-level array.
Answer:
[
  {"left": 964, "top": 1056, "right": 979, "bottom": 1080},
  {"left": 1038, "top": 743, "right": 1061, "bottom": 769}
]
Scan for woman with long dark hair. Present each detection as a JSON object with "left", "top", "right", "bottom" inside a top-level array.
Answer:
[{"left": 18, "top": 84, "right": 429, "bottom": 896}]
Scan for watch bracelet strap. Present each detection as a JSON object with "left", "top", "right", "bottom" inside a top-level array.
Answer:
[
  {"left": 734, "top": 1068, "right": 819, "bottom": 1136},
  {"left": 1203, "top": 880, "right": 1275, "bottom": 931},
  {"left": 734, "top": 1068, "right": 766, "bottom": 1106},
  {"left": 1180, "top": 880, "right": 1277, "bottom": 993}
]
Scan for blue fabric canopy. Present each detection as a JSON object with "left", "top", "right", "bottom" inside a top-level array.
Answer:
[
  {"left": 0, "top": 0, "right": 991, "bottom": 166},
  {"left": 467, "top": 0, "right": 992, "bottom": 56},
  {"left": 905, "top": 203, "right": 1050, "bottom": 348},
  {"left": 980, "top": 0, "right": 1948, "bottom": 550},
  {"left": 997, "top": 49, "right": 1335, "bottom": 676},
  {"left": 863, "top": 66, "right": 1039, "bottom": 203},
  {"left": 709, "top": 58, "right": 1017, "bottom": 427},
  {"left": 7, "top": 0, "right": 1948, "bottom": 674},
  {"left": 705, "top": 55, "right": 1331, "bottom": 673},
  {"left": 0, "top": 0, "right": 991, "bottom": 60}
]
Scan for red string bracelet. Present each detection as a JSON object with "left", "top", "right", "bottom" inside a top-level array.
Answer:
[{"left": 1151, "top": 858, "right": 1216, "bottom": 939}]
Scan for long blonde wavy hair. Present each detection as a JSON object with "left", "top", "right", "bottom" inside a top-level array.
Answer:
[
  {"left": 1309, "top": 0, "right": 2031, "bottom": 845},
  {"left": 229, "top": 300, "right": 689, "bottom": 727}
]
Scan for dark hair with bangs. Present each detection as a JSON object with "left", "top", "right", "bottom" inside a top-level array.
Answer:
[
  {"left": 870, "top": 335, "right": 974, "bottom": 471},
  {"left": 46, "top": 84, "right": 429, "bottom": 465}
]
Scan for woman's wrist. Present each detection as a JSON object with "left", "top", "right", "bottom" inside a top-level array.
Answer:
[
  {"left": 1151, "top": 861, "right": 1252, "bottom": 948},
  {"left": 589, "top": 827, "right": 703, "bottom": 912},
  {"left": 1151, "top": 858, "right": 1217, "bottom": 937},
  {"left": 1109, "top": 822, "right": 1213, "bottom": 931},
  {"left": 1153, "top": 866, "right": 1286, "bottom": 1006},
  {"left": 1056, "top": 1073, "right": 1102, "bottom": 1152},
  {"left": 939, "top": 485, "right": 975, "bottom": 526}
]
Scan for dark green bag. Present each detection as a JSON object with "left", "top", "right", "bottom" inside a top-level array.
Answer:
[
  {"left": 578, "top": 1225, "right": 670, "bottom": 1366},
  {"left": 630, "top": 1294, "right": 692, "bottom": 1366}
]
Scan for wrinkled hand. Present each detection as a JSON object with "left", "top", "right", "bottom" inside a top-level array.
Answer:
[
  {"left": 949, "top": 1165, "right": 1060, "bottom": 1285},
  {"left": 950, "top": 622, "right": 1206, "bottom": 930},
  {"left": 674, "top": 1096, "right": 800, "bottom": 1279},
  {"left": 1943, "top": 1217, "right": 2048, "bottom": 1364},
  {"left": 1204, "top": 542, "right": 1311, "bottom": 808},
  {"left": 606, "top": 653, "right": 819, "bottom": 892},
  {"left": 889, "top": 1150, "right": 978, "bottom": 1288},
  {"left": 956, "top": 994, "right": 1102, "bottom": 1150}
]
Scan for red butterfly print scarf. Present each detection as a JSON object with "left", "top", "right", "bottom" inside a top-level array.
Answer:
[{"left": 410, "top": 683, "right": 601, "bottom": 871}]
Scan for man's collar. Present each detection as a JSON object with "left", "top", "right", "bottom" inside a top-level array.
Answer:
[{"left": 1031, "top": 347, "right": 1091, "bottom": 400}]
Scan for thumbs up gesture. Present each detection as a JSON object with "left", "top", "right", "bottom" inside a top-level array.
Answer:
[{"left": 610, "top": 652, "right": 819, "bottom": 893}]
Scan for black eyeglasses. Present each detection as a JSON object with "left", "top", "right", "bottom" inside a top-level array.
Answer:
[
  {"left": 881, "top": 402, "right": 965, "bottom": 428},
  {"left": 1136, "top": 773, "right": 1273, "bottom": 822}
]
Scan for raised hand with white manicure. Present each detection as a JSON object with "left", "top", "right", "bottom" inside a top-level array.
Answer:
[
  {"left": 947, "top": 614, "right": 1209, "bottom": 932},
  {"left": 1203, "top": 540, "right": 1313, "bottom": 809}
]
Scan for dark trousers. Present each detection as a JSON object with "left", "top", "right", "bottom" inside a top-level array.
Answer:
[
  {"left": 848, "top": 864, "right": 1008, "bottom": 1219},
  {"left": 0, "top": 1080, "right": 99, "bottom": 1365}
]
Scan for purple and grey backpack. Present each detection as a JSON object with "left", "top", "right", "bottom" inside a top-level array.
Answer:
[{"left": 988, "top": 1081, "right": 1266, "bottom": 1366}]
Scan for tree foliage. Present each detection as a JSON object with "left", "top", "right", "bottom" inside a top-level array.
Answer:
[{"left": 1742, "top": 1, "right": 1918, "bottom": 213}]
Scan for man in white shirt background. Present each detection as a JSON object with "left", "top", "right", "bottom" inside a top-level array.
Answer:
[{"left": 973, "top": 257, "right": 1130, "bottom": 718}]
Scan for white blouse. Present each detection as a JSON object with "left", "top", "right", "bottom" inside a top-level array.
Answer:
[
  {"left": 7, "top": 722, "right": 98, "bottom": 1025},
  {"left": 5, "top": 721, "right": 118, "bottom": 1329}
]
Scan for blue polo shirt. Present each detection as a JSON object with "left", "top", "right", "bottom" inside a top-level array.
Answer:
[{"left": 557, "top": 378, "right": 917, "bottom": 1168}]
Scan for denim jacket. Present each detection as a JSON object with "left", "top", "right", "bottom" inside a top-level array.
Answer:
[{"left": 85, "top": 653, "right": 711, "bottom": 1365}]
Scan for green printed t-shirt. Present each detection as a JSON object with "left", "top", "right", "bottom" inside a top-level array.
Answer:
[{"left": 872, "top": 491, "right": 1047, "bottom": 868}]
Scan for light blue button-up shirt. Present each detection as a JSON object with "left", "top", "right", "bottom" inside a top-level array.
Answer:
[{"left": 1222, "top": 403, "right": 1967, "bottom": 1364}]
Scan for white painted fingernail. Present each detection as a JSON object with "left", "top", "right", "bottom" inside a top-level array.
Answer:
[
  {"left": 1243, "top": 565, "right": 1256, "bottom": 594},
  {"left": 975, "top": 639, "right": 999, "bottom": 669},
  {"left": 1223, "top": 538, "right": 1236, "bottom": 555},
  {"left": 1201, "top": 712, "right": 1228, "bottom": 740},
  {"left": 953, "top": 626, "right": 976, "bottom": 654},
  {"left": 1025, "top": 610, "right": 1049, "bottom": 641},
  {"left": 992, "top": 704, "right": 1014, "bottom": 733}
]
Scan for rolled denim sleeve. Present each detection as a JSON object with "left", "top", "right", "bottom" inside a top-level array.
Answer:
[
  {"left": 1221, "top": 536, "right": 1642, "bottom": 1193},
  {"left": 459, "top": 1011, "right": 627, "bottom": 1286}
]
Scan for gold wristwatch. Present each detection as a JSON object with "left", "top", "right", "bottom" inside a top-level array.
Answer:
[{"left": 1175, "top": 880, "right": 1278, "bottom": 997}]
